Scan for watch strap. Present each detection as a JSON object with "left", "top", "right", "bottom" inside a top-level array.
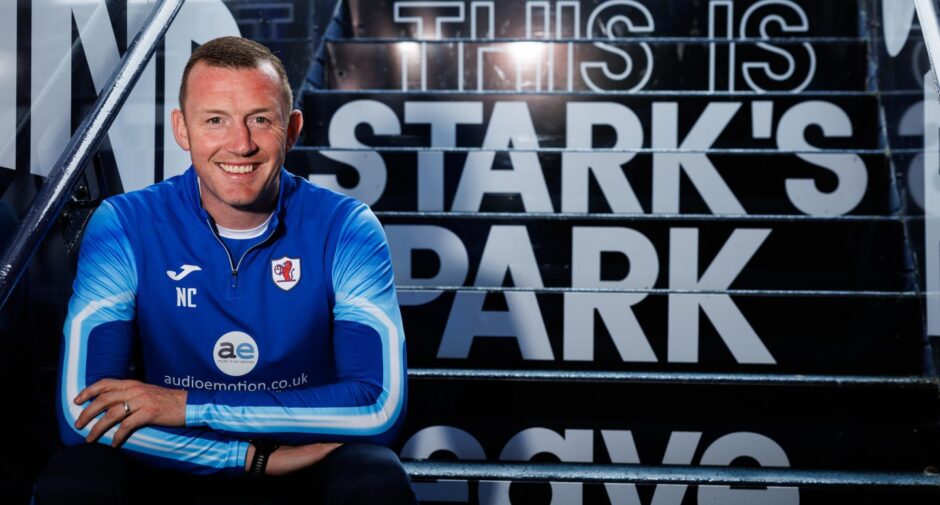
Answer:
[{"left": 248, "top": 439, "right": 280, "bottom": 477}]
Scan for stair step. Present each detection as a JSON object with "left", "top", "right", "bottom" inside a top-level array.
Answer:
[
  {"left": 398, "top": 379, "right": 940, "bottom": 471},
  {"left": 404, "top": 465, "right": 940, "bottom": 504},
  {"left": 407, "top": 369, "right": 937, "bottom": 387},
  {"left": 398, "top": 290, "right": 921, "bottom": 374},
  {"left": 299, "top": 92, "right": 881, "bottom": 150},
  {"left": 324, "top": 39, "right": 866, "bottom": 92},
  {"left": 285, "top": 150, "right": 894, "bottom": 216},
  {"left": 345, "top": 0, "right": 860, "bottom": 39},
  {"left": 401, "top": 461, "right": 940, "bottom": 487},
  {"left": 401, "top": 462, "right": 940, "bottom": 504}
]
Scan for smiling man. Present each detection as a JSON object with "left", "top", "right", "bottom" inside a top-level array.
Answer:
[{"left": 34, "top": 37, "right": 414, "bottom": 505}]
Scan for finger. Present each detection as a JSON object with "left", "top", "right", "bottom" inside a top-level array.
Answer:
[
  {"left": 111, "top": 410, "right": 144, "bottom": 448},
  {"left": 85, "top": 404, "right": 127, "bottom": 443},
  {"left": 76, "top": 378, "right": 144, "bottom": 404},
  {"left": 75, "top": 378, "right": 125, "bottom": 404},
  {"left": 75, "top": 391, "right": 121, "bottom": 428},
  {"left": 75, "top": 378, "right": 132, "bottom": 404},
  {"left": 75, "top": 390, "right": 126, "bottom": 429}
]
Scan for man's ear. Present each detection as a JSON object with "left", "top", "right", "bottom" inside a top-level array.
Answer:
[
  {"left": 171, "top": 109, "right": 191, "bottom": 151},
  {"left": 285, "top": 109, "right": 303, "bottom": 151}
]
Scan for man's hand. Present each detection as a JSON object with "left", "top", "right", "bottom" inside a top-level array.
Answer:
[
  {"left": 73, "top": 379, "right": 187, "bottom": 448},
  {"left": 245, "top": 442, "right": 343, "bottom": 476}
]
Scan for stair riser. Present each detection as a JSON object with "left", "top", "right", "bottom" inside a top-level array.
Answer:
[
  {"left": 287, "top": 151, "right": 894, "bottom": 216},
  {"left": 326, "top": 41, "right": 866, "bottom": 92},
  {"left": 346, "top": 0, "right": 860, "bottom": 39},
  {"left": 376, "top": 217, "right": 910, "bottom": 291},
  {"left": 405, "top": 480, "right": 940, "bottom": 505},
  {"left": 399, "top": 291, "right": 920, "bottom": 374},
  {"left": 398, "top": 380, "right": 940, "bottom": 471},
  {"left": 302, "top": 94, "right": 881, "bottom": 151}
]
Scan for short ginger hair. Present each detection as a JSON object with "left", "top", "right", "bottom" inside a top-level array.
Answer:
[{"left": 179, "top": 36, "right": 292, "bottom": 114}]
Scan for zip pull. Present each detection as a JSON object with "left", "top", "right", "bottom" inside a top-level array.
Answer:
[{"left": 231, "top": 270, "right": 238, "bottom": 289}]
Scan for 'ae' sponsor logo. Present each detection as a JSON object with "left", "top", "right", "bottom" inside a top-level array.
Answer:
[
  {"left": 271, "top": 256, "right": 301, "bottom": 291},
  {"left": 213, "top": 331, "right": 259, "bottom": 377}
]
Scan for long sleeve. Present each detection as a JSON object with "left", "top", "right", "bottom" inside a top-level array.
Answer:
[
  {"left": 57, "top": 202, "right": 249, "bottom": 475},
  {"left": 184, "top": 203, "right": 408, "bottom": 446}
]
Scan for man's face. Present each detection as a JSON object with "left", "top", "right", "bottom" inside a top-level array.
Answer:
[{"left": 171, "top": 61, "right": 302, "bottom": 221}]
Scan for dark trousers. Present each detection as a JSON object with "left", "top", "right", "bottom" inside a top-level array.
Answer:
[{"left": 33, "top": 443, "right": 417, "bottom": 505}]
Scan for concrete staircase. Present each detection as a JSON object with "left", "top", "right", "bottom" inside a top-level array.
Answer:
[{"left": 287, "top": 0, "right": 940, "bottom": 502}]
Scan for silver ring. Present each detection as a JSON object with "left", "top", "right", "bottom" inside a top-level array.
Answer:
[{"left": 123, "top": 401, "right": 130, "bottom": 417}]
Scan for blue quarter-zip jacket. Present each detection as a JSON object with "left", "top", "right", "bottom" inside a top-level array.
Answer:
[{"left": 57, "top": 167, "right": 407, "bottom": 475}]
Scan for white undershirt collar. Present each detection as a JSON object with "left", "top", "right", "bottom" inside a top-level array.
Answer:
[{"left": 216, "top": 213, "right": 273, "bottom": 240}]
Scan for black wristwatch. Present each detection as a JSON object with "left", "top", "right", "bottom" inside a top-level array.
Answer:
[{"left": 248, "top": 439, "right": 280, "bottom": 477}]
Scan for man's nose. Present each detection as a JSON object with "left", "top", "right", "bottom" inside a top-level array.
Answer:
[{"left": 227, "top": 121, "right": 259, "bottom": 156}]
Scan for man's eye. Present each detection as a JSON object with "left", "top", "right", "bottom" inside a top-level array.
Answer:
[
  {"left": 207, "top": 117, "right": 222, "bottom": 125},
  {"left": 252, "top": 116, "right": 269, "bottom": 125}
]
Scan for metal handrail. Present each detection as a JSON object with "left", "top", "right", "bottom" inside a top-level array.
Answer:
[
  {"left": 0, "top": 0, "right": 184, "bottom": 310},
  {"left": 916, "top": 0, "right": 940, "bottom": 101},
  {"left": 407, "top": 368, "right": 939, "bottom": 387},
  {"left": 402, "top": 461, "right": 940, "bottom": 487}
]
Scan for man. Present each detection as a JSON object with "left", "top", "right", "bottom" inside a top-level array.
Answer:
[{"left": 34, "top": 37, "right": 414, "bottom": 504}]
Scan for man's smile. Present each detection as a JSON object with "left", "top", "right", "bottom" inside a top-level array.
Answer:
[{"left": 217, "top": 162, "right": 259, "bottom": 174}]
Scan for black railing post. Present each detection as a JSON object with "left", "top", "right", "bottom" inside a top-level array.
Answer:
[{"left": 0, "top": 0, "right": 184, "bottom": 310}]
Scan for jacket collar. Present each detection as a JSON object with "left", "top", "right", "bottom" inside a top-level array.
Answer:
[{"left": 181, "top": 166, "right": 293, "bottom": 233}]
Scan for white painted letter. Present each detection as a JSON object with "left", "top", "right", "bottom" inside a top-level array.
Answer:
[
  {"left": 452, "top": 102, "right": 553, "bottom": 211},
  {"left": 925, "top": 73, "right": 940, "bottom": 336},
  {"left": 438, "top": 225, "right": 551, "bottom": 359},
  {"left": 563, "top": 102, "right": 645, "bottom": 212},
  {"left": 603, "top": 431, "right": 701, "bottom": 505},
  {"left": 652, "top": 102, "right": 745, "bottom": 214},
  {"left": 31, "top": 0, "right": 161, "bottom": 190},
  {"left": 479, "top": 428, "right": 592, "bottom": 505},
  {"left": 668, "top": 228, "right": 775, "bottom": 364},
  {"left": 475, "top": 225, "right": 544, "bottom": 287},
  {"left": 405, "top": 101, "right": 483, "bottom": 210},
  {"left": 439, "top": 291, "right": 552, "bottom": 359},
  {"left": 314, "top": 100, "right": 399, "bottom": 205},
  {"left": 385, "top": 225, "right": 469, "bottom": 306},
  {"left": 400, "top": 426, "right": 486, "bottom": 503},
  {"left": 778, "top": 101, "right": 867, "bottom": 216},
  {"left": 565, "top": 227, "right": 658, "bottom": 362},
  {"left": 0, "top": 0, "right": 15, "bottom": 170},
  {"left": 698, "top": 432, "right": 799, "bottom": 505}
]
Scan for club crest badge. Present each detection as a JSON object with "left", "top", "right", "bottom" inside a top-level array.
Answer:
[{"left": 271, "top": 256, "right": 301, "bottom": 291}]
